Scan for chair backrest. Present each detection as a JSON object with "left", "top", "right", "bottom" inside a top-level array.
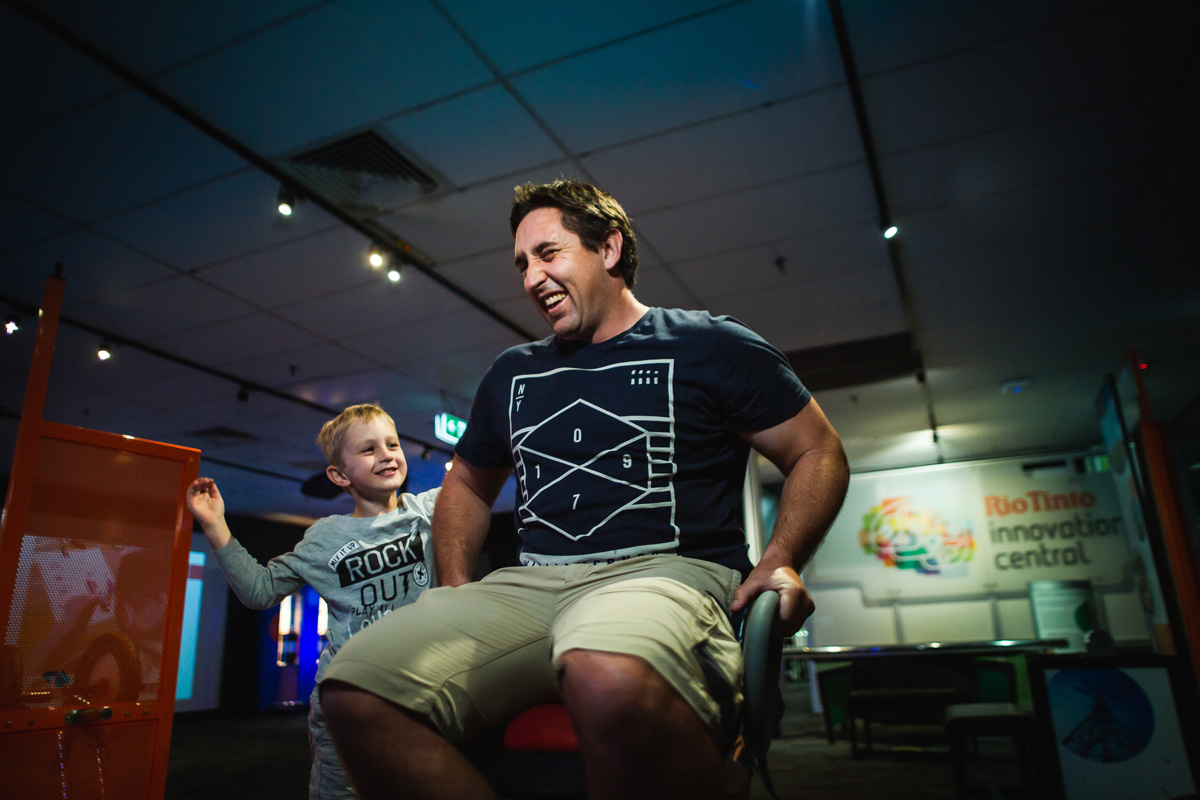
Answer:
[{"left": 740, "top": 590, "right": 782, "bottom": 759}]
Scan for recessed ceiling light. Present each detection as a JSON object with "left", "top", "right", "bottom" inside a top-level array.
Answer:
[{"left": 277, "top": 186, "right": 296, "bottom": 216}]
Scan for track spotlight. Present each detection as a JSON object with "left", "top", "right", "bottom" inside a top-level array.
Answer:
[
  {"left": 368, "top": 245, "right": 386, "bottom": 268},
  {"left": 237, "top": 385, "right": 250, "bottom": 403},
  {"left": 883, "top": 224, "right": 898, "bottom": 239},
  {"left": 97, "top": 341, "right": 113, "bottom": 361},
  {"left": 277, "top": 187, "right": 296, "bottom": 216},
  {"left": 386, "top": 267, "right": 402, "bottom": 283},
  {"left": 4, "top": 313, "right": 17, "bottom": 335}
]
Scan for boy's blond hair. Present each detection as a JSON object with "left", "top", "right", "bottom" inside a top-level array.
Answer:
[{"left": 318, "top": 404, "right": 396, "bottom": 467}]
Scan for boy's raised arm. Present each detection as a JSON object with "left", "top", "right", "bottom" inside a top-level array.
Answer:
[{"left": 186, "top": 477, "right": 233, "bottom": 550}]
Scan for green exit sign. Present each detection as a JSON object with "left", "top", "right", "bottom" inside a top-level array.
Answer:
[{"left": 434, "top": 412, "right": 467, "bottom": 445}]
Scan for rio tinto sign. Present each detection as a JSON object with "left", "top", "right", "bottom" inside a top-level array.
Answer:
[{"left": 808, "top": 456, "right": 1131, "bottom": 600}]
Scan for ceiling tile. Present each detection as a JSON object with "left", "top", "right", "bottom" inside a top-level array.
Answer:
[
  {"left": 31, "top": 0, "right": 328, "bottom": 74},
  {"left": 196, "top": 225, "right": 378, "bottom": 309},
  {"left": 1, "top": 4, "right": 124, "bottom": 138},
  {"left": 157, "top": 0, "right": 495, "bottom": 157},
  {"left": 38, "top": 325, "right": 202, "bottom": 401},
  {"left": 338, "top": 302, "right": 524, "bottom": 368},
  {"left": 384, "top": 85, "right": 563, "bottom": 187},
  {"left": 629, "top": 265, "right": 702, "bottom": 312},
  {"left": 635, "top": 164, "right": 877, "bottom": 263},
  {"left": 228, "top": 343, "right": 378, "bottom": 388},
  {"left": 512, "top": 0, "right": 843, "bottom": 153},
  {"left": 862, "top": 4, "right": 1187, "bottom": 156},
  {"left": 897, "top": 166, "right": 1141, "bottom": 264},
  {"left": 97, "top": 169, "right": 343, "bottom": 270},
  {"left": 585, "top": 87, "right": 863, "bottom": 213},
  {"left": 490, "top": 295, "right": 551, "bottom": 341},
  {"left": 150, "top": 311, "right": 323, "bottom": 365},
  {"left": 839, "top": 0, "right": 1110, "bottom": 76},
  {"left": 66, "top": 274, "right": 257, "bottom": 340},
  {"left": 273, "top": 269, "right": 474, "bottom": 342},
  {"left": 4, "top": 89, "right": 248, "bottom": 224},
  {"left": 882, "top": 91, "right": 1170, "bottom": 213},
  {"left": 672, "top": 221, "right": 891, "bottom": 301},
  {"left": 713, "top": 290, "right": 907, "bottom": 353},
  {"left": 377, "top": 161, "right": 571, "bottom": 263},
  {"left": 435, "top": 247, "right": 525, "bottom": 304},
  {"left": 288, "top": 368, "right": 432, "bottom": 411},
  {"left": 390, "top": 340, "right": 511, "bottom": 401},
  {"left": 441, "top": 0, "right": 735, "bottom": 75},
  {"left": 1, "top": 229, "right": 178, "bottom": 310},
  {"left": 0, "top": 195, "right": 78, "bottom": 265}
]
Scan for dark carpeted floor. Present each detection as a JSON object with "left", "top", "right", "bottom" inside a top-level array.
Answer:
[{"left": 166, "top": 679, "right": 1035, "bottom": 799}]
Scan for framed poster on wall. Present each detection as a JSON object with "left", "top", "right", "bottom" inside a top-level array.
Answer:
[{"left": 1028, "top": 654, "right": 1198, "bottom": 799}]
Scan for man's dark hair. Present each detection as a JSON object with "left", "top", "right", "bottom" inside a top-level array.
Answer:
[{"left": 510, "top": 178, "right": 639, "bottom": 287}]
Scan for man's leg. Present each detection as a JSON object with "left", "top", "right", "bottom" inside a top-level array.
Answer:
[
  {"left": 320, "top": 681, "right": 496, "bottom": 800},
  {"left": 318, "top": 574, "right": 559, "bottom": 798},
  {"left": 559, "top": 649, "right": 725, "bottom": 800}
]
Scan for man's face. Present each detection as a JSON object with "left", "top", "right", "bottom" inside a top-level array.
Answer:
[
  {"left": 515, "top": 207, "right": 617, "bottom": 342},
  {"left": 332, "top": 417, "right": 407, "bottom": 497}
]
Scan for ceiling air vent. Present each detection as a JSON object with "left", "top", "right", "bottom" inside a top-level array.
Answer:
[
  {"left": 282, "top": 130, "right": 438, "bottom": 215},
  {"left": 187, "top": 426, "right": 260, "bottom": 446}
]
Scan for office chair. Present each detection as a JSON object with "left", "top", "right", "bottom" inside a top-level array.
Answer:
[{"left": 480, "top": 589, "right": 784, "bottom": 799}]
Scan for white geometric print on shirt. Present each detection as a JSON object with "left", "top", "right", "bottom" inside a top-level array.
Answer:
[{"left": 509, "top": 359, "right": 678, "bottom": 561}]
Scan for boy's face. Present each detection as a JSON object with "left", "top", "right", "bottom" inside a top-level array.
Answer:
[{"left": 327, "top": 416, "right": 408, "bottom": 497}]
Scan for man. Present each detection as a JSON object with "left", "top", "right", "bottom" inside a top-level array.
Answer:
[{"left": 321, "top": 178, "right": 849, "bottom": 800}]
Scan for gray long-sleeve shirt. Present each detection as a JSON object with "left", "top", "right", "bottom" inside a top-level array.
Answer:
[{"left": 213, "top": 488, "right": 439, "bottom": 680}]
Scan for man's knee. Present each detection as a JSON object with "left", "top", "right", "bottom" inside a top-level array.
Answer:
[
  {"left": 560, "top": 650, "right": 681, "bottom": 725},
  {"left": 319, "top": 681, "right": 376, "bottom": 730}
]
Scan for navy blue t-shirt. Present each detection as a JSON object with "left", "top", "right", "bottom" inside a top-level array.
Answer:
[{"left": 455, "top": 308, "right": 811, "bottom": 574}]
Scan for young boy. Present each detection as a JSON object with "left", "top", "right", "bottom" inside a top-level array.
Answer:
[{"left": 186, "top": 403, "right": 439, "bottom": 800}]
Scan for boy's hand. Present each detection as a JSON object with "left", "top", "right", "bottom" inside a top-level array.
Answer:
[
  {"left": 186, "top": 477, "right": 226, "bottom": 526},
  {"left": 187, "top": 478, "right": 233, "bottom": 550}
]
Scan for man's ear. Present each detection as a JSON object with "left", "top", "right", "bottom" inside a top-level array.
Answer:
[
  {"left": 602, "top": 228, "right": 623, "bottom": 275},
  {"left": 326, "top": 463, "right": 351, "bottom": 488}
]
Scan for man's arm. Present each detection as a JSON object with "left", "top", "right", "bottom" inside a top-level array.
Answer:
[
  {"left": 731, "top": 397, "right": 849, "bottom": 634},
  {"left": 433, "top": 457, "right": 513, "bottom": 587}
]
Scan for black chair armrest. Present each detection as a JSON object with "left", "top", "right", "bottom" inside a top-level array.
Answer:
[{"left": 742, "top": 590, "right": 782, "bottom": 759}]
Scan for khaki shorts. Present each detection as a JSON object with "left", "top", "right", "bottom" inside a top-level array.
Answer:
[{"left": 322, "top": 555, "right": 744, "bottom": 745}]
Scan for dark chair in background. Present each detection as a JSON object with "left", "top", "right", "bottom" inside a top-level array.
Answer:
[
  {"left": 815, "top": 663, "right": 853, "bottom": 744},
  {"left": 845, "top": 655, "right": 1019, "bottom": 757},
  {"left": 943, "top": 702, "right": 1037, "bottom": 800}
]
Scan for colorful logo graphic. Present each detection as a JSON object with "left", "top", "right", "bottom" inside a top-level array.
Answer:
[{"left": 859, "top": 496, "right": 975, "bottom": 576}]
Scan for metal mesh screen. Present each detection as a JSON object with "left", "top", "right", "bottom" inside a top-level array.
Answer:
[
  {"left": 2, "top": 436, "right": 182, "bottom": 711},
  {"left": 0, "top": 720, "right": 157, "bottom": 799}
]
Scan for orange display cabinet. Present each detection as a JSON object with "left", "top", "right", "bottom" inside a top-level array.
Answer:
[{"left": 0, "top": 276, "right": 200, "bottom": 799}]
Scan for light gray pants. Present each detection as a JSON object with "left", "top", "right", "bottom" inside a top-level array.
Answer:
[{"left": 309, "top": 684, "right": 355, "bottom": 799}]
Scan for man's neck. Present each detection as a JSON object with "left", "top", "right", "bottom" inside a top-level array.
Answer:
[{"left": 582, "top": 292, "right": 650, "bottom": 344}]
